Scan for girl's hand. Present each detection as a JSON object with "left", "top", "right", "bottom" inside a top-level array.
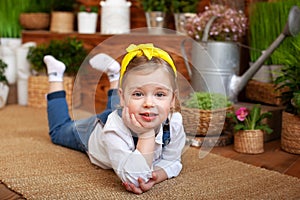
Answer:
[
  {"left": 122, "top": 107, "right": 154, "bottom": 137},
  {"left": 122, "top": 172, "right": 158, "bottom": 194}
]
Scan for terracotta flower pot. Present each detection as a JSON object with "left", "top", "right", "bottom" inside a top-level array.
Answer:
[{"left": 19, "top": 13, "right": 50, "bottom": 30}]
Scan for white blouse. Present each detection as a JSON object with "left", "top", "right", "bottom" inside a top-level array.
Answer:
[{"left": 88, "top": 110, "right": 186, "bottom": 187}]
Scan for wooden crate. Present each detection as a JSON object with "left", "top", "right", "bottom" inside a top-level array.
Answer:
[{"left": 245, "top": 80, "right": 285, "bottom": 106}]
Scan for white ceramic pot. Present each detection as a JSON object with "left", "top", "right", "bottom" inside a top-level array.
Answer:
[
  {"left": 16, "top": 42, "right": 36, "bottom": 105},
  {"left": 78, "top": 12, "right": 98, "bottom": 34},
  {"left": 251, "top": 63, "right": 272, "bottom": 83},
  {"left": 0, "top": 38, "right": 22, "bottom": 84}
]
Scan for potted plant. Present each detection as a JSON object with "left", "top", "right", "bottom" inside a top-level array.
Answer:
[
  {"left": 182, "top": 4, "right": 247, "bottom": 96},
  {"left": 248, "top": 0, "right": 300, "bottom": 83},
  {"left": 77, "top": 4, "right": 99, "bottom": 34},
  {"left": 171, "top": 0, "right": 199, "bottom": 34},
  {"left": 27, "top": 37, "right": 87, "bottom": 75},
  {"left": 181, "top": 91, "right": 233, "bottom": 136},
  {"left": 0, "top": 0, "right": 32, "bottom": 39},
  {"left": 138, "top": 0, "right": 171, "bottom": 30},
  {"left": 228, "top": 105, "right": 273, "bottom": 154},
  {"left": 185, "top": 4, "right": 247, "bottom": 42},
  {"left": 274, "top": 38, "right": 300, "bottom": 154},
  {"left": 50, "top": 0, "right": 76, "bottom": 33},
  {"left": 19, "top": 0, "right": 52, "bottom": 30},
  {"left": 26, "top": 37, "right": 87, "bottom": 108},
  {"left": 0, "top": 59, "right": 9, "bottom": 109}
]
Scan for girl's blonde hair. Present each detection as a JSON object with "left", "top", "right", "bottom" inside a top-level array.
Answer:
[{"left": 120, "top": 55, "right": 178, "bottom": 92}]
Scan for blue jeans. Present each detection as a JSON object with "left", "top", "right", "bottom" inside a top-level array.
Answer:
[{"left": 47, "top": 89, "right": 119, "bottom": 152}]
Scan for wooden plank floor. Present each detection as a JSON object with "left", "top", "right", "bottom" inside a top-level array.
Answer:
[{"left": 211, "top": 139, "right": 300, "bottom": 178}]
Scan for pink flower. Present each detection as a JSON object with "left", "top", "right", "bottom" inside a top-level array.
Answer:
[{"left": 235, "top": 107, "right": 249, "bottom": 121}]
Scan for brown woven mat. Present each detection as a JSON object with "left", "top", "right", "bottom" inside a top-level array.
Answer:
[{"left": 1, "top": 105, "right": 300, "bottom": 199}]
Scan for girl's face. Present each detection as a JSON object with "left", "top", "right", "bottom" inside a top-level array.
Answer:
[{"left": 119, "top": 68, "right": 175, "bottom": 129}]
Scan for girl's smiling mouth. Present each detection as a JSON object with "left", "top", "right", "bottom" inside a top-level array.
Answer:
[{"left": 140, "top": 112, "right": 158, "bottom": 122}]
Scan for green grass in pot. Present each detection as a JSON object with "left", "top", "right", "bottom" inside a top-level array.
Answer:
[
  {"left": 183, "top": 92, "right": 232, "bottom": 110},
  {"left": 27, "top": 37, "right": 87, "bottom": 76},
  {"left": 248, "top": 0, "right": 300, "bottom": 65}
]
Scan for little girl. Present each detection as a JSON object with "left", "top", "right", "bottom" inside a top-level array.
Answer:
[{"left": 45, "top": 43, "right": 186, "bottom": 194}]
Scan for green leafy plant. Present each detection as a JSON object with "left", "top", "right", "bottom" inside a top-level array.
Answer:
[
  {"left": 171, "top": 0, "right": 199, "bottom": 13},
  {"left": 138, "top": 0, "right": 171, "bottom": 12},
  {"left": 51, "top": 0, "right": 76, "bottom": 12},
  {"left": 183, "top": 92, "right": 232, "bottom": 110},
  {"left": 274, "top": 36, "right": 300, "bottom": 115},
  {"left": 79, "top": 5, "right": 98, "bottom": 13},
  {"left": 0, "top": 60, "right": 8, "bottom": 84},
  {"left": 291, "top": 92, "right": 300, "bottom": 115},
  {"left": 27, "top": 37, "right": 87, "bottom": 75},
  {"left": 227, "top": 104, "right": 273, "bottom": 133},
  {"left": 23, "top": 0, "right": 52, "bottom": 13}
]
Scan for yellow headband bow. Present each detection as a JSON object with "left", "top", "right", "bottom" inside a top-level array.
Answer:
[{"left": 120, "top": 43, "right": 177, "bottom": 85}]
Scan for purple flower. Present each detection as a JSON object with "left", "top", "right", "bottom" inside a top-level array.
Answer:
[
  {"left": 235, "top": 107, "right": 249, "bottom": 121},
  {"left": 185, "top": 4, "right": 247, "bottom": 42}
]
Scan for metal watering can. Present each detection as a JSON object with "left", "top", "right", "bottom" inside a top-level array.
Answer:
[{"left": 181, "top": 5, "right": 300, "bottom": 103}]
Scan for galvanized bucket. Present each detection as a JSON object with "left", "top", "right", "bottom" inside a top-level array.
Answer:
[{"left": 181, "top": 18, "right": 240, "bottom": 97}]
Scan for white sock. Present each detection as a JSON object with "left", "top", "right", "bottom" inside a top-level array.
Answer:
[
  {"left": 89, "top": 53, "right": 120, "bottom": 82},
  {"left": 43, "top": 55, "right": 66, "bottom": 82}
]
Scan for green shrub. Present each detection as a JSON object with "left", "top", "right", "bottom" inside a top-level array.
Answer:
[
  {"left": 27, "top": 37, "right": 87, "bottom": 76},
  {"left": 183, "top": 92, "right": 232, "bottom": 110},
  {"left": 0, "top": 60, "right": 8, "bottom": 84}
]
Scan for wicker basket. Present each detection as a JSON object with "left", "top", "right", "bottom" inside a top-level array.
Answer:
[
  {"left": 181, "top": 106, "right": 233, "bottom": 136},
  {"left": 19, "top": 13, "right": 50, "bottom": 30},
  {"left": 50, "top": 11, "right": 74, "bottom": 33},
  {"left": 281, "top": 112, "right": 300, "bottom": 154},
  {"left": 28, "top": 75, "right": 81, "bottom": 109},
  {"left": 234, "top": 130, "right": 264, "bottom": 154},
  {"left": 245, "top": 80, "right": 285, "bottom": 106}
]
